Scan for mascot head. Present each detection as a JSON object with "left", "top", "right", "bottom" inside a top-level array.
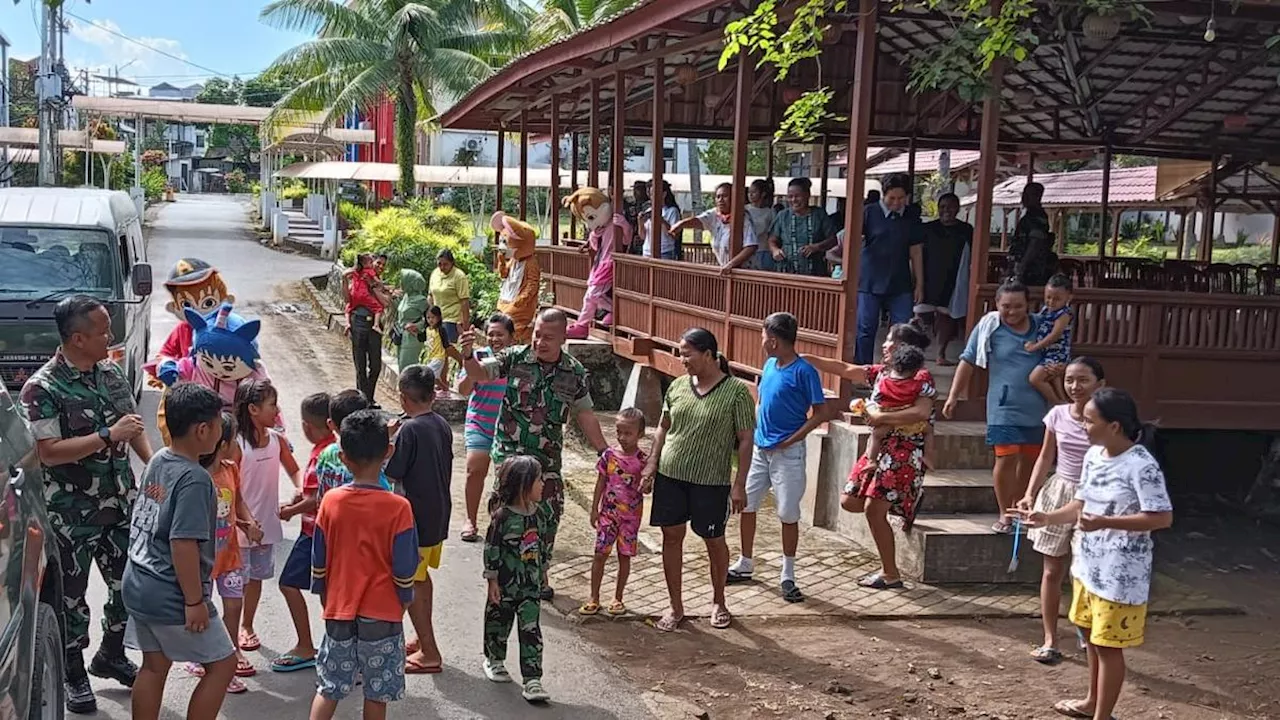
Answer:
[
  {"left": 562, "top": 187, "right": 614, "bottom": 233},
  {"left": 165, "top": 258, "right": 234, "bottom": 320},
  {"left": 186, "top": 303, "right": 261, "bottom": 383},
  {"left": 490, "top": 211, "right": 538, "bottom": 261}
]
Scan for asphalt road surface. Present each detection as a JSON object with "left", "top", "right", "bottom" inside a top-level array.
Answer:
[{"left": 76, "top": 194, "right": 650, "bottom": 719}]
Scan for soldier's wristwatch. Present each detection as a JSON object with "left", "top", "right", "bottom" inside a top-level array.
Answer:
[{"left": 98, "top": 427, "right": 112, "bottom": 446}]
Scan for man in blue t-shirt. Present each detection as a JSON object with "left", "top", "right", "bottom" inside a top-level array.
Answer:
[{"left": 728, "top": 312, "right": 830, "bottom": 602}]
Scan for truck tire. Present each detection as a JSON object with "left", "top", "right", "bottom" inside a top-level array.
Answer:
[{"left": 29, "top": 602, "right": 64, "bottom": 720}]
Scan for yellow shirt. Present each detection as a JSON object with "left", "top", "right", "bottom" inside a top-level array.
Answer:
[
  {"left": 429, "top": 267, "right": 470, "bottom": 324},
  {"left": 420, "top": 327, "right": 448, "bottom": 363}
]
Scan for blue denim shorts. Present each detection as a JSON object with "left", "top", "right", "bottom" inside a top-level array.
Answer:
[
  {"left": 317, "top": 618, "right": 405, "bottom": 703},
  {"left": 985, "top": 424, "right": 1045, "bottom": 447}
]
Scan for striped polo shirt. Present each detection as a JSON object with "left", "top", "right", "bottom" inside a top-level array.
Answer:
[
  {"left": 462, "top": 369, "right": 506, "bottom": 440},
  {"left": 657, "top": 374, "right": 756, "bottom": 486}
]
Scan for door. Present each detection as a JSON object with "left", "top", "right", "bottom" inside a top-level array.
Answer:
[{"left": 0, "top": 465, "right": 32, "bottom": 715}]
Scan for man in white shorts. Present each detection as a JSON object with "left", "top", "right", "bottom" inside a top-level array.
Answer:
[{"left": 728, "top": 313, "right": 831, "bottom": 602}]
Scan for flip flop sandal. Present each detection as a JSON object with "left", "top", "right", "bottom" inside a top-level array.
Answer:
[
  {"left": 858, "top": 573, "right": 905, "bottom": 590},
  {"left": 710, "top": 607, "right": 732, "bottom": 629},
  {"left": 781, "top": 580, "right": 806, "bottom": 603},
  {"left": 991, "top": 520, "right": 1014, "bottom": 534},
  {"left": 1052, "top": 700, "right": 1100, "bottom": 719},
  {"left": 460, "top": 523, "right": 480, "bottom": 543},
  {"left": 239, "top": 631, "right": 261, "bottom": 652},
  {"left": 1030, "top": 646, "right": 1064, "bottom": 665},
  {"left": 654, "top": 612, "right": 684, "bottom": 633},
  {"left": 183, "top": 662, "right": 206, "bottom": 678},
  {"left": 235, "top": 658, "right": 257, "bottom": 677},
  {"left": 405, "top": 638, "right": 421, "bottom": 655},
  {"left": 578, "top": 601, "right": 601, "bottom": 616},
  {"left": 606, "top": 601, "right": 627, "bottom": 616},
  {"left": 725, "top": 568, "right": 754, "bottom": 584},
  {"left": 269, "top": 654, "right": 317, "bottom": 673},
  {"left": 405, "top": 657, "right": 443, "bottom": 674},
  {"left": 226, "top": 677, "right": 248, "bottom": 695}
]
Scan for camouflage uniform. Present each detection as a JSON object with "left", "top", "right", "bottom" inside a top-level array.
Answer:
[
  {"left": 482, "top": 345, "right": 593, "bottom": 561},
  {"left": 20, "top": 349, "right": 137, "bottom": 669},
  {"left": 482, "top": 503, "right": 553, "bottom": 680}
]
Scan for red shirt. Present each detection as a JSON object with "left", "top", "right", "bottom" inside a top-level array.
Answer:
[
  {"left": 311, "top": 485, "right": 418, "bottom": 622},
  {"left": 300, "top": 435, "right": 335, "bottom": 537},
  {"left": 159, "top": 323, "right": 193, "bottom": 360},
  {"left": 346, "top": 269, "right": 385, "bottom": 315}
]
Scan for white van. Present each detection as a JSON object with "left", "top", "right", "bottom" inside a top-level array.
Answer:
[{"left": 0, "top": 188, "right": 154, "bottom": 397}]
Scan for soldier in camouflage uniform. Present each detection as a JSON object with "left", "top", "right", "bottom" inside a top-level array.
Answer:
[
  {"left": 21, "top": 295, "right": 153, "bottom": 714},
  {"left": 460, "top": 309, "right": 609, "bottom": 599}
]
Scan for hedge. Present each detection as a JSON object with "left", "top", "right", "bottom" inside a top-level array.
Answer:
[{"left": 340, "top": 200, "right": 500, "bottom": 322}]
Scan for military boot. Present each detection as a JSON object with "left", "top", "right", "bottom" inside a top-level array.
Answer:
[
  {"left": 88, "top": 633, "right": 138, "bottom": 687},
  {"left": 64, "top": 650, "right": 97, "bottom": 714}
]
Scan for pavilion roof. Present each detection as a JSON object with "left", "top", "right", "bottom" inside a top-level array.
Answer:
[{"left": 440, "top": 0, "right": 1280, "bottom": 160}]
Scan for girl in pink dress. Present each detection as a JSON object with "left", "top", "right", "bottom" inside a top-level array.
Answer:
[
  {"left": 581, "top": 408, "right": 649, "bottom": 616},
  {"left": 232, "top": 379, "right": 301, "bottom": 653}
]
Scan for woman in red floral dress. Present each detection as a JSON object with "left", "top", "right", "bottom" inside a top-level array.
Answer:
[{"left": 803, "top": 322, "right": 934, "bottom": 590}]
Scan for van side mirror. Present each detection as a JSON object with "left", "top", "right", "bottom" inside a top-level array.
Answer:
[{"left": 132, "top": 263, "right": 153, "bottom": 297}]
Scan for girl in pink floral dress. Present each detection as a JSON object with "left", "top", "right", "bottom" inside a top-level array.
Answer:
[{"left": 581, "top": 408, "right": 649, "bottom": 616}]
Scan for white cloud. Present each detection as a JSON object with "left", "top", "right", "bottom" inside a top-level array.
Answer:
[{"left": 66, "top": 17, "right": 199, "bottom": 91}]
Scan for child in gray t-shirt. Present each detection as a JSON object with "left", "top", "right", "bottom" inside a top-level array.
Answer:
[{"left": 122, "top": 384, "right": 238, "bottom": 720}]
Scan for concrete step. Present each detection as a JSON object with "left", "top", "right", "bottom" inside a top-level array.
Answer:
[
  {"left": 836, "top": 420, "right": 994, "bottom": 470},
  {"left": 840, "top": 511, "right": 1042, "bottom": 584},
  {"left": 918, "top": 469, "right": 995, "bottom": 515}
]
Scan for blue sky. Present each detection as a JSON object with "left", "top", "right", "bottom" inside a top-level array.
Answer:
[{"left": 0, "top": 0, "right": 312, "bottom": 92}]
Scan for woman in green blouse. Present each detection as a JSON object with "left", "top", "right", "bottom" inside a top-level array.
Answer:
[
  {"left": 642, "top": 328, "right": 755, "bottom": 632},
  {"left": 766, "top": 177, "right": 838, "bottom": 276}
]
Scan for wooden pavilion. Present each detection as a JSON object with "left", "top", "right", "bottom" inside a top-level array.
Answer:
[{"left": 441, "top": 0, "right": 1280, "bottom": 432}]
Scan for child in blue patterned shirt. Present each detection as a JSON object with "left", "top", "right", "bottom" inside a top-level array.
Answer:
[{"left": 1025, "top": 273, "right": 1074, "bottom": 405}]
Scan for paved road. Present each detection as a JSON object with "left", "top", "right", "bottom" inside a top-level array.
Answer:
[{"left": 79, "top": 194, "right": 650, "bottom": 719}]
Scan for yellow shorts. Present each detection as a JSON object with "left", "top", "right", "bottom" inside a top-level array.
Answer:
[
  {"left": 1069, "top": 578, "right": 1147, "bottom": 649},
  {"left": 412, "top": 543, "right": 443, "bottom": 583}
]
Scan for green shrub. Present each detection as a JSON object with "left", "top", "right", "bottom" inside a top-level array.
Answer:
[
  {"left": 405, "top": 198, "right": 469, "bottom": 237},
  {"left": 338, "top": 200, "right": 369, "bottom": 231},
  {"left": 279, "top": 179, "right": 309, "bottom": 200},
  {"left": 341, "top": 206, "right": 500, "bottom": 321},
  {"left": 141, "top": 168, "right": 167, "bottom": 202},
  {"left": 226, "top": 169, "right": 249, "bottom": 194}
]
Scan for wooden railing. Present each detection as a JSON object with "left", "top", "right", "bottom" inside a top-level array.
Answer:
[
  {"left": 535, "top": 246, "right": 591, "bottom": 314},
  {"left": 974, "top": 284, "right": 1280, "bottom": 429}
]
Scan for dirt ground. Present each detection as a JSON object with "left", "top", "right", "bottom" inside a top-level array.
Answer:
[{"left": 558, "top": 430, "right": 1280, "bottom": 720}]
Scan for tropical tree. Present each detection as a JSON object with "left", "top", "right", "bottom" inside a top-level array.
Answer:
[
  {"left": 530, "top": 0, "right": 638, "bottom": 45},
  {"left": 259, "top": 0, "right": 528, "bottom": 197}
]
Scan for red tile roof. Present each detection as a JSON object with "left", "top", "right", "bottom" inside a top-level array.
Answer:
[{"left": 964, "top": 166, "right": 1158, "bottom": 207}]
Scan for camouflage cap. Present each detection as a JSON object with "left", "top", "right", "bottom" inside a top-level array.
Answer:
[{"left": 166, "top": 258, "right": 216, "bottom": 287}]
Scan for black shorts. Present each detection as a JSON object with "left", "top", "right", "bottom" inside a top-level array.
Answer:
[
  {"left": 649, "top": 474, "right": 731, "bottom": 539},
  {"left": 278, "top": 534, "right": 313, "bottom": 589}
]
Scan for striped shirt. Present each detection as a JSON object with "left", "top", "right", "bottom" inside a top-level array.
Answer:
[
  {"left": 657, "top": 375, "right": 756, "bottom": 486},
  {"left": 460, "top": 368, "right": 505, "bottom": 440}
]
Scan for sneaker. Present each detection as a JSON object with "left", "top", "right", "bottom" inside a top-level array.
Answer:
[
  {"left": 483, "top": 659, "right": 512, "bottom": 683},
  {"left": 65, "top": 676, "right": 97, "bottom": 714},
  {"left": 89, "top": 651, "right": 138, "bottom": 687},
  {"left": 522, "top": 678, "right": 550, "bottom": 703}
]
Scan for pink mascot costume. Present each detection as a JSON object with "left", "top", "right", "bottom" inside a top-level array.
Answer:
[{"left": 563, "top": 187, "right": 632, "bottom": 339}]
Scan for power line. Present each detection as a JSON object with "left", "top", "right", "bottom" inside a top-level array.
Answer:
[{"left": 63, "top": 10, "right": 234, "bottom": 79}]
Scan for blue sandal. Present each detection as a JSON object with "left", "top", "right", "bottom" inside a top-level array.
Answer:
[{"left": 270, "top": 654, "right": 316, "bottom": 673}]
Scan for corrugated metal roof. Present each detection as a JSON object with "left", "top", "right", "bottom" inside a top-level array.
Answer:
[{"left": 868, "top": 149, "right": 981, "bottom": 176}]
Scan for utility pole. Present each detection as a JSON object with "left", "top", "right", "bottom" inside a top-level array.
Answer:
[{"left": 36, "top": 0, "right": 66, "bottom": 186}]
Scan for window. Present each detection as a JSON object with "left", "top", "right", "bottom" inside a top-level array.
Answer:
[
  {"left": 195, "top": 134, "right": 206, "bottom": 149},
  {"left": 0, "top": 227, "right": 118, "bottom": 297}
]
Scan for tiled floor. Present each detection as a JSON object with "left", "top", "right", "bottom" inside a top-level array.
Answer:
[{"left": 548, "top": 547, "right": 1240, "bottom": 621}]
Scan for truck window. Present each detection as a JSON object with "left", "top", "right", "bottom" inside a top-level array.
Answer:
[
  {"left": 0, "top": 227, "right": 118, "bottom": 297},
  {"left": 119, "top": 235, "right": 131, "bottom": 279}
]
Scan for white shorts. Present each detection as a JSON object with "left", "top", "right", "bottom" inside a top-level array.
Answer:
[{"left": 744, "top": 442, "right": 807, "bottom": 523}]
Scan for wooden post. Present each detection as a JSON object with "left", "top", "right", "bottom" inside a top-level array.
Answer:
[
  {"left": 1270, "top": 211, "right": 1280, "bottom": 264},
  {"left": 518, "top": 111, "right": 529, "bottom": 220},
  {"left": 612, "top": 70, "right": 626, "bottom": 212},
  {"left": 729, "top": 56, "right": 753, "bottom": 260},
  {"left": 965, "top": 0, "right": 1005, "bottom": 335},
  {"left": 906, "top": 136, "right": 917, "bottom": 198},
  {"left": 1200, "top": 157, "right": 1219, "bottom": 262},
  {"left": 839, "top": 0, "right": 877, "bottom": 367},
  {"left": 1027, "top": 152, "right": 1035, "bottom": 181},
  {"left": 1110, "top": 208, "right": 1122, "bottom": 255},
  {"left": 818, "top": 135, "right": 830, "bottom": 209},
  {"left": 1176, "top": 208, "right": 1189, "bottom": 259},
  {"left": 650, "top": 57, "right": 665, "bottom": 259},
  {"left": 569, "top": 131, "right": 579, "bottom": 239},
  {"left": 588, "top": 77, "right": 601, "bottom": 189},
  {"left": 1055, "top": 210, "right": 1067, "bottom": 253},
  {"left": 1000, "top": 208, "right": 1010, "bottom": 251},
  {"left": 1098, "top": 145, "right": 1112, "bottom": 260},
  {"left": 494, "top": 123, "right": 505, "bottom": 241},
  {"left": 549, "top": 95, "right": 562, "bottom": 245}
]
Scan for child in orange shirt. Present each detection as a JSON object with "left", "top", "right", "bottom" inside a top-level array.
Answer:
[{"left": 310, "top": 409, "right": 418, "bottom": 720}]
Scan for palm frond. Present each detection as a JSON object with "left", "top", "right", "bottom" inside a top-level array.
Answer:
[{"left": 260, "top": 0, "right": 380, "bottom": 38}]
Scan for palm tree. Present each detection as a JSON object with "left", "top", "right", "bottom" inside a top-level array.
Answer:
[
  {"left": 530, "top": 0, "right": 639, "bottom": 45},
  {"left": 260, "top": 0, "right": 528, "bottom": 196}
]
